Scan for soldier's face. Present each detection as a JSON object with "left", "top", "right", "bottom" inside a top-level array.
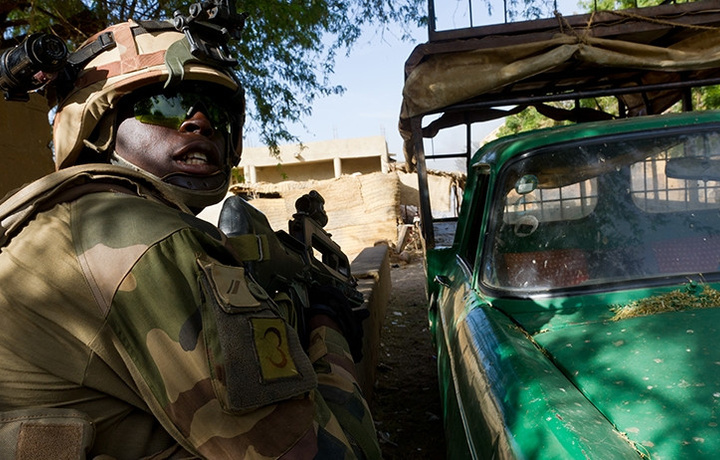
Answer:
[{"left": 114, "top": 109, "right": 228, "bottom": 181}]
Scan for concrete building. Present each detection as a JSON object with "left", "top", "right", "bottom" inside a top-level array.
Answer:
[{"left": 240, "top": 135, "right": 390, "bottom": 183}]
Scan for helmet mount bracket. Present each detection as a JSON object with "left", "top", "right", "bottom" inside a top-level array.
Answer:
[{"left": 172, "top": 0, "right": 247, "bottom": 68}]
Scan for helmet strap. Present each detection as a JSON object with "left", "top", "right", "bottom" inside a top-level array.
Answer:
[{"left": 109, "top": 150, "right": 158, "bottom": 177}]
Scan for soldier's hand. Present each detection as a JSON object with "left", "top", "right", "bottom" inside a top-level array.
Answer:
[{"left": 308, "top": 284, "right": 368, "bottom": 363}]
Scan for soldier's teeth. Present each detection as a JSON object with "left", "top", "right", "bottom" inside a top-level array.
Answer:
[{"left": 182, "top": 153, "right": 208, "bottom": 165}]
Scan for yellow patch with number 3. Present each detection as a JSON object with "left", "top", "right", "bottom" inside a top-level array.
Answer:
[{"left": 251, "top": 317, "right": 300, "bottom": 381}]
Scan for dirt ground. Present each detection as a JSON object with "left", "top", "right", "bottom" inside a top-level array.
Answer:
[{"left": 371, "top": 251, "right": 447, "bottom": 459}]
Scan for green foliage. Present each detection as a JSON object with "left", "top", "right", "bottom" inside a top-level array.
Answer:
[
  {"left": 578, "top": 0, "right": 697, "bottom": 11},
  {"left": 0, "top": 0, "right": 425, "bottom": 149},
  {"left": 231, "top": 166, "right": 245, "bottom": 184},
  {"left": 496, "top": 105, "right": 564, "bottom": 137},
  {"left": 693, "top": 86, "right": 720, "bottom": 110},
  {"left": 578, "top": 0, "right": 653, "bottom": 10}
]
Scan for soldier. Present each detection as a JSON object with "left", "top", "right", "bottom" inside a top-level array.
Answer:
[{"left": 0, "top": 15, "right": 381, "bottom": 460}]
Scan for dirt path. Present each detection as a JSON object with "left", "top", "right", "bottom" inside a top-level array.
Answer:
[{"left": 371, "top": 253, "right": 446, "bottom": 459}]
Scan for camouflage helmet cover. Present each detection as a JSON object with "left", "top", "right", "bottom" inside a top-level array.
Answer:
[{"left": 53, "top": 20, "right": 244, "bottom": 170}]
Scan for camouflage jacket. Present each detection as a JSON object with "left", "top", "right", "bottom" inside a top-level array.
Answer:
[{"left": 0, "top": 166, "right": 380, "bottom": 459}]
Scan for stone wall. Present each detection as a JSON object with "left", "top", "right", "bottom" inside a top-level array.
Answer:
[{"left": 215, "top": 171, "right": 402, "bottom": 261}]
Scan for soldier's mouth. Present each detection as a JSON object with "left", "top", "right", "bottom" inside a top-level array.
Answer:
[
  {"left": 173, "top": 140, "right": 222, "bottom": 171},
  {"left": 179, "top": 152, "right": 209, "bottom": 165}
]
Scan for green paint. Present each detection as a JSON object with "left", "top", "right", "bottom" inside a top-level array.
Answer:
[{"left": 429, "top": 110, "right": 720, "bottom": 459}]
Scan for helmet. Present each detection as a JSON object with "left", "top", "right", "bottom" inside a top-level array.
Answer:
[{"left": 52, "top": 20, "right": 245, "bottom": 207}]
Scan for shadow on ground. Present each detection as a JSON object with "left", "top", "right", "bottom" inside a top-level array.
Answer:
[{"left": 372, "top": 252, "right": 446, "bottom": 459}]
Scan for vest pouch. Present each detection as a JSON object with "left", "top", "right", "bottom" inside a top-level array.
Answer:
[{"left": 197, "top": 257, "right": 317, "bottom": 413}]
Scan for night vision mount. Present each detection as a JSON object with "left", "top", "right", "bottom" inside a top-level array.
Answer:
[
  {"left": 0, "top": 0, "right": 246, "bottom": 101},
  {"left": 173, "top": 0, "right": 247, "bottom": 67}
]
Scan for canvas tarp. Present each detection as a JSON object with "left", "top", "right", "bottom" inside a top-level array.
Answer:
[{"left": 400, "top": 5, "right": 720, "bottom": 166}]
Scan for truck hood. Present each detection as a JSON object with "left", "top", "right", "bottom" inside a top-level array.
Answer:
[{"left": 525, "top": 306, "right": 720, "bottom": 459}]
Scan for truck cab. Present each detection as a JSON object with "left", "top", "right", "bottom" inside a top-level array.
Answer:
[{"left": 401, "top": 2, "right": 720, "bottom": 458}]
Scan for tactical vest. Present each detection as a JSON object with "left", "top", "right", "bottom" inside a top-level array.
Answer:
[{"left": 0, "top": 165, "right": 189, "bottom": 458}]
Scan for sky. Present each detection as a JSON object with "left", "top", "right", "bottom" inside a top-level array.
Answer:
[
  {"left": 242, "top": 23, "right": 427, "bottom": 159},
  {"left": 243, "top": 0, "right": 583, "bottom": 168}
]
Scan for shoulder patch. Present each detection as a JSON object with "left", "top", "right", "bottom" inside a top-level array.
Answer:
[{"left": 197, "top": 260, "right": 263, "bottom": 311}]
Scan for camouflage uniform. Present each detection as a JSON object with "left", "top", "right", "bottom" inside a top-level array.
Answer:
[
  {"left": 0, "top": 165, "right": 381, "bottom": 459},
  {"left": 0, "top": 15, "right": 381, "bottom": 458}
]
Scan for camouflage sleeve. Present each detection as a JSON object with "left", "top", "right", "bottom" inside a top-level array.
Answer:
[
  {"left": 307, "top": 323, "right": 382, "bottom": 460},
  {"left": 106, "top": 227, "right": 365, "bottom": 458}
]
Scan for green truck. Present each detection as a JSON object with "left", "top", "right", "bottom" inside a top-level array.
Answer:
[{"left": 400, "top": 2, "right": 720, "bottom": 458}]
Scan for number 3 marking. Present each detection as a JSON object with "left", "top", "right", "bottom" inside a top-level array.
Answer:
[{"left": 263, "top": 327, "right": 288, "bottom": 368}]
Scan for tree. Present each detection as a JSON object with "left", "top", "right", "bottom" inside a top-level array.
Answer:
[
  {"left": 496, "top": 99, "right": 621, "bottom": 137},
  {"left": 0, "top": 0, "right": 425, "bottom": 150}
]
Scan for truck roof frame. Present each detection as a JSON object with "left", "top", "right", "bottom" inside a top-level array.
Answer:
[{"left": 402, "top": 0, "right": 720, "bottom": 247}]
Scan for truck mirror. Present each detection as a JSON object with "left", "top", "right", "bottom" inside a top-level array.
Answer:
[
  {"left": 515, "top": 175, "right": 538, "bottom": 194},
  {"left": 665, "top": 158, "right": 720, "bottom": 182}
]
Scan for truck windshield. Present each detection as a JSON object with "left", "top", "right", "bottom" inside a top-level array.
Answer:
[{"left": 484, "top": 127, "right": 720, "bottom": 293}]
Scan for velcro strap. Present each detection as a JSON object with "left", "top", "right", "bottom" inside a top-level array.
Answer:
[
  {"left": 67, "top": 31, "right": 116, "bottom": 68},
  {"left": 227, "top": 233, "right": 270, "bottom": 262},
  {"left": 0, "top": 408, "right": 95, "bottom": 460}
]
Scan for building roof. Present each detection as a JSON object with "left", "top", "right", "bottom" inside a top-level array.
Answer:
[{"left": 241, "top": 135, "right": 388, "bottom": 168}]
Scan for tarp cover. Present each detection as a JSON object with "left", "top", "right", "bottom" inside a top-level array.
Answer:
[{"left": 400, "top": 3, "right": 720, "bottom": 165}]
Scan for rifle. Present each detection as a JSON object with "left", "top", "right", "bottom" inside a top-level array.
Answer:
[{"left": 218, "top": 191, "right": 368, "bottom": 362}]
